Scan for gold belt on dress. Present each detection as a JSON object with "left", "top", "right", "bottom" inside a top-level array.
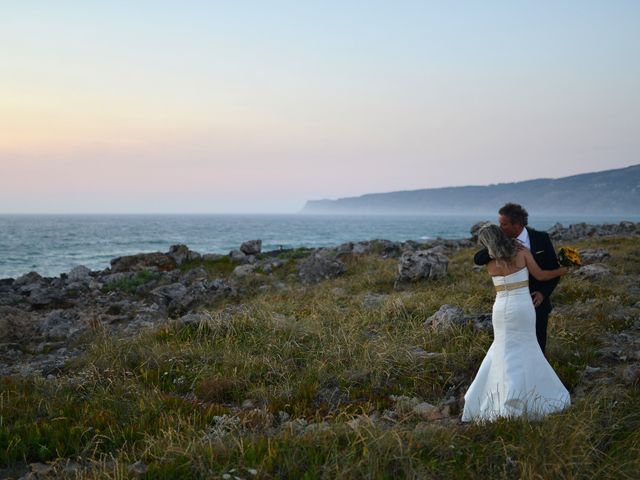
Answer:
[{"left": 495, "top": 280, "right": 529, "bottom": 292}]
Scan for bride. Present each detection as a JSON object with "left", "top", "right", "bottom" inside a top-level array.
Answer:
[{"left": 462, "top": 224, "right": 570, "bottom": 422}]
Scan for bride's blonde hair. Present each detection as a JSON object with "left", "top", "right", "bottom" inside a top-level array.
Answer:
[{"left": 478, "top": 224, "right": 518, "bottom": 261}]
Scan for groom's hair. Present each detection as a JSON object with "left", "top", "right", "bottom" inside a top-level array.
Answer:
[{"left": 499, "top": 203, "right": 529, "bottom": 227}]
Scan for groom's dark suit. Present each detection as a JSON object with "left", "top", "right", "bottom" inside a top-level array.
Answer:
[{"left": 474, "top": 227, "right": 560, "bottom": 354}]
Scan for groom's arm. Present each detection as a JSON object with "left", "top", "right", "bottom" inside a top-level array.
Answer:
[
  {"left": 474, "top": 248, "right": 491, "bottom": 266},
  {"left": 534, "top": 233, "right": 560, "bottom": 300}
]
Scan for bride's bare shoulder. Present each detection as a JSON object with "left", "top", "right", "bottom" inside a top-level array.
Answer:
[
  {"left": 515, "top": 250, "right": 528, "bottom": 266},
  {"left": 485, "top": 259, "right": 499, "bottom": 275}
]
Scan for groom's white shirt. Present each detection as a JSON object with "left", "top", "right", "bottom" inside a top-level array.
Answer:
[{"left": 517, "top": 228, "right": 531, "bottom": 250}]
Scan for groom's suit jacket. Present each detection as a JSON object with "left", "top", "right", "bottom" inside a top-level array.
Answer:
[{"left": 474, "top": 227, "right": 560, "bottom": 314}]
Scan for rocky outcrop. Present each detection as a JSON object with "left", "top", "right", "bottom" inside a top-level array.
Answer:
[
  {"left": 0, "top": 306, "right": 37, "bottom": 342},
  {"left": 579, "top": 248, "right": 610, "bottom": 263},
  {"left": 40, "top": 309, "right": 84, "bottom": 339},
  {"left": 363, "top": 293, "right": 389, "bottom": 310},
  {"left": 396, "top": 249, "right": 449, "bottom": 286},
  {"left": 67, "top": 265, "right": 92, "bottom": 283},
  {"left": 240, "top": 240, "right": 262, "bottom": 255},
  {"left": 229, "top": 249, "right": 254, "bottom": 264},
  {"left": 573, "top": 264, "right": 611, "bottom": 280},
  {"left": 0, "top": 243, "right": 249, "bottom": 376},
  {"left": 298, "top": 251, "right": 347, "bottom": 284},
  {"left": 424, "top": 305, "right": 466, "bottom": 329},
  {"left": 168, "top": 244, "right": 202, "bottom": 265},
  {"left": 326, "top": 240, "right": 404, "bottom": 258},
  {"left": 548, "top": 221, "right": 640, "bottom": 242},
  {"left": 232, "top": 264, "right": 258, "bottom": 277},
  {"left": 110, "top": 252, "right": 177, "bottom": 273},
  {"left": 424, "top": 304, "right": 493, "bottom": 332},
  {"left": 150, "top": 283, "right": 188, "bottom": 310}
]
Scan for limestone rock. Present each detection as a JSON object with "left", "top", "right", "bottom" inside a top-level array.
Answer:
[
  {"left": 363, "top": 293, "right": 389, "bottom": 310},
  {"left": 424, "top": 304, "right": 465, "bottom": 329},
  {"left": 110, "top": 252, "right": 176, "bottom": 273},
  {"left": 412, "top": 402, "right": 450, "bottom": 421},
  {"left": 371, "top": 239, "right": 403, "bottom": 257},
  {"left": 396, "top": 249, "right": 449, "bottom": 285},
  {"left": 27, "top": 286, "right": 63, "bottom": 308},
  {"left": 408, "top": 347, "right": 444, "bottom": 360},
  {"left": 14, "top": 271, "right": 45, "bottom": 292},
  {"left": 0, "top": 307, "right": 37, "bottom": 342},
  {"left": 352, "top": 242, "right": 370, "bottom": 255},
  {"left": 259, "top": 259, "right": 285, "bottom": 274},
  {"left": 168, "top": 244, "right": 202, "bottom": 265},
  {"left": 123, "top": 304, "right": 166, "bottom": 334},
  {"left": 202, "top": 253, "right": 224, "bottom": 262},
  {"left": 150, "top": 283, "right": 191, "bottom": 318},
  {"left": 323, "top": 239, "right": 403, "bottom": 258},
  {"left": 67, "top": 265, "right": 91, "bottom": 283},
  {"left": 14, "top": 273, "right": 59, "bottom": 307},
  {"left": 574, "top": 264, "right": 611, "bottom": 280},
  {"left": 390, "top": 395, "right": 422, "bottom": 415},
  {"left": 40, "top": 310, "right": 82, "bottom": 339},
  {"left": 622, "top": 364, "right": 639, "bottom": 385},
  {"left": 424, "top": 305, "right": 492, "bottom": 332},
  {"left": 179, "top": 312, "right": 210, "bottom": 326},
  {"left": 579, "top": 248, "right": 610, "bottom": 263},
  {"left": 326, "top": 242, "right": 355, "bottom": 257},
  {"left": 26, "top": 462, "right": 53, "bottom": 477},
  {"left": 0, "top": 280, "right": 22, "bottom": 306},
  {"left": 314, "top": 385, "right": 350, "bottom": 411},
  {"left": 229, "top": 249, "right": 248, "bottom": 263},
  {"left": 100, "top": 272, "right": 134, "bottom": 285},
  {"left": 128, "top": 461, "right": 148, "bottom": 476},
  {"left": 206, "top": 279, "right": 237, "bottom": 297},
  {"left": 232, "top": 264, "right": 257, "bottom": 277},
  {"left": 179, "top": 267, "right": 208, "bottom": 286},
  {"left": 298, "top": 251, "right": 347, "bottom": 284},
  {"left": 548, "top": 221, "right": 640, "bottom": 241},
  {"left": 150, "top": 283, "right": 187, "bottom": 306},
  {"left": 240, "top": 239, "right": 262, "bottom": 255}
]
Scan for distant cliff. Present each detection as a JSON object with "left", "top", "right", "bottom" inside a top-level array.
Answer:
[{"left": 302, "top": 164, "right": 640, "bottom": 214}]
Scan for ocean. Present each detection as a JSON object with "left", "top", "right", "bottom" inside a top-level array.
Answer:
[{"left": 1, "top": 213, "right": 638, "bottom": 279}]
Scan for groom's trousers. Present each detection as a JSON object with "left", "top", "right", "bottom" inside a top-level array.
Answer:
[{"left": 535, "top": 308, "right": 549, "bottom": 354}]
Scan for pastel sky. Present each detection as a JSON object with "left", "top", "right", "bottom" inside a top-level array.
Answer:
[{"left": 1, "top": 1, "right": 639, "bottom": 213}]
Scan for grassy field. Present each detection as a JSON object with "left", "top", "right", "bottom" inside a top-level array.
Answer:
[{"left": 2, "top": 237, "right": 639, "bottom": 479}]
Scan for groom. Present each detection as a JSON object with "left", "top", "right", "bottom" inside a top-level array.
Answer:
[{"left": 474, "top": 203, "right": 560, "bottom": 354}]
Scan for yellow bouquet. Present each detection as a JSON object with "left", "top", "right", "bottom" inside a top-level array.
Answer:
[{"left": 558, "top": 246, "right": 581, "bottom": 267}]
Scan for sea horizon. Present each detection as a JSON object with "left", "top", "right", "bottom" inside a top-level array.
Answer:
[{"left": 2, "top": 211, "right": 639, "bottom": 217}]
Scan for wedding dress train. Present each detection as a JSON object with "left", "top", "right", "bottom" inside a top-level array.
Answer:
[{"left": 462, "top": 267, "right": 570, "bottom": 422}]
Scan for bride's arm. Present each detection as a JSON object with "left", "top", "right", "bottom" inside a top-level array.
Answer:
[{"left": 522, "top": 250, "right": 568, "bottom": 281}]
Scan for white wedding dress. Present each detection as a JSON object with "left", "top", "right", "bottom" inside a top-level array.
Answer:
[{"left": 462, "top": 267, "right": 570, "bottom": 422}]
